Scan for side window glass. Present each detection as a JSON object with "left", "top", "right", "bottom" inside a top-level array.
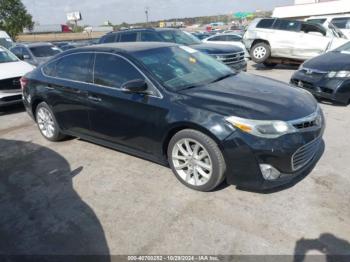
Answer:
[
  {"left": 119, "top": 33, "right": 137, "bottom": 42},
  {"left": 10, "top": 47, "right": 21, "bottom": 56},
  {"left": 21, "top": 47, "right": 31, "bottom": 57},
  {"left": 140, "top": 32, "right": 163, "bottom": 41},
  {"left": 47, "top": 53, "right": 92, "bottom": 82},
  {"left": 274, "top": 20, "right": 301, "bottom": 32},
  {"left": 209, "top": 36, "right": 225, "bottom": 41},
  {"left": 256, "top": 19, "right": 275, "bottom": 29},
  {"left": 226, "top": 35, "right": 241, "bottom": 41},
  {"left": 331, "top": 18, "right": 350, "bottom": 29},
  {"left": 94, "top": 54, "right": 144, "bottom": 88},
  {"left": 102, "top": 34, "right": 116, "bottom": 43}
]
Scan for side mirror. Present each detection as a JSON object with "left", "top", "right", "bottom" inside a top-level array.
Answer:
[{"left": 121, "top": 79, "right": 148, "bottom": 94}]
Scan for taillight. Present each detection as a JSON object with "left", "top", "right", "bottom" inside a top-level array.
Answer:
[{"left": 20, "top": 77, "right": 28, "bottom": 91}]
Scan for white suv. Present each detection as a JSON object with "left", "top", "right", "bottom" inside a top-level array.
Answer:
[{"left": 243, "top": 18, "right": 349, "bottom": 67}]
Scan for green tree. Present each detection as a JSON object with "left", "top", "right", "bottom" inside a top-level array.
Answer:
[{"left": 0, "top": 0, "right": 33, "bottom": 39}]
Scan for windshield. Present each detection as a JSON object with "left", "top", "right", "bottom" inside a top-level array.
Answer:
[
  {"left": 334, "top": 42, "right": 350, "bottom": 53},
  {"left": 158, "top": 30, "right": 202, "bottom": 45},
  {"left": 30, "top": 45, "right": 61, "bottom": 57},
  {"left": 307, "top": 19, "right": 327, "bottom": 25},
  {"left": 132, "top": 46, "right": 234, "bottom": 91},
  {"left": 0, "top": 47, "right": 19, "bottom": 63},
  {"left": 328, "top": 23, "right": 347, "bottom": 38}
]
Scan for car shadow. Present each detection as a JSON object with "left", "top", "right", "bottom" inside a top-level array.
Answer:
[
  {"left": 316, "top": 98, "right": 349, "bottom": 107},
  {"left": 0, "top": 104, "right": 25, "bottom": 116},
  {"left": 252, "top": 63, "right": 299, "bottom": 71},
  {"left": 0, "top": 139, "right": 110, "bottom": 261},
  {"left": 293, "top": 233, "right": 350, "bottom": 262},
  {"left": 237, "top": 140, "right": 325, "bottom": 194}
]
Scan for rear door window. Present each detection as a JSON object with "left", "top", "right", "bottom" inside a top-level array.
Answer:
[
  {"left": 119, "top": 32, "right": 138, "bottom": 42},
  {"left": 273, "top": 20, "right": 301, "bottom": 32},
  {"left": 93, "top": 53, "right": 144, "bottom": 88},
  {"left": 256, "top": 19, "right": 275, "bottom": 29},
  {"left": 225, "top": 35, "right": 242, "bottom": 41},
  {"left": 208, "top": 35, "right": 226, "bottom": 41},
  {"left": 43, "top": 53, "right": 93, "bottom": 82},
  {"left": 102, "top": 34, "right": 116, "bottom": 43},
  {"left": 140, "top": 32, "right": 163, "bottom": 41}
]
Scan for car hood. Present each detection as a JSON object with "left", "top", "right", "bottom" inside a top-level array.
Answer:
[
  {"left": 190, "top": 43, "right": 243, "bottom": 54},
  {"left": 303, "top": 51, "right": 350, "bottom": 71},
  {"left": 179, "top": 73, "right": 318, "bottom": 121},
  {"left": 0, "top": 60, "right": 35, "bottom": 79}
]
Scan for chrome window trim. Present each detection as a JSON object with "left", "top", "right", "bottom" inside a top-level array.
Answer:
[{"left": 41, "top": 51, "right": 163, "bottom": 99}]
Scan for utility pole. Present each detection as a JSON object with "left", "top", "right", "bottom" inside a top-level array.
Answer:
[{"left": 145, "top": 7, "right": 149, "bottom": 24}]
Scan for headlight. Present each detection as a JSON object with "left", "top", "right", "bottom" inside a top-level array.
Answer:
[
  {"left": 226, "top": 116, "right": 297, "bottom": 138},
  {"left": 326, "top": 71, "right": 350, "bottom": 78}
]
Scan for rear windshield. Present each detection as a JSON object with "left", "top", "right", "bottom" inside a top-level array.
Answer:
[{"left": 30, "top": 45, "right": 61, "bottom": 57}]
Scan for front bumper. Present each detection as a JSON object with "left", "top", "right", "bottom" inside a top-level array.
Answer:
[
  {"left": 0, "top": 90, "right": 23, "bottom": 107},
  {"left": 291, "top": 70, "right": 350, "bottom": 104},
  {"left": 228, "top": 60, "right": 247, "bottom": 72},
  {"left": 221, "top": 122, "right": 325, "bottom": 191}
]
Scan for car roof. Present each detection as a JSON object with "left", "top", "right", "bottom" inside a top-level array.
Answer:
[
  {"left": 15, "top": 42, "right": 54, "bottom": 47},
  {"left": 74, "top": 42, "right": 178, "bottom": 53},
  {"left": 106, "top": 27, "right": 179, "bottom": 34}
]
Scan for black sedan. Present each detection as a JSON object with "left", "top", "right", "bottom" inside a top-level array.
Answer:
[
  {"left": 291, "top": 42, "right": 350, "bottom": 105},
  {"left": 22, "top": 42, "right": 325, "bottom": 191}
]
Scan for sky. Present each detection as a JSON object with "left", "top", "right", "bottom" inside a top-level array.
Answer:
[{"left": 22, "top": 0, "right": 293, "bottom": 26}]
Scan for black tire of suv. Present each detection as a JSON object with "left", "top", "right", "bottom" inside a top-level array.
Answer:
[
  {"left": 250, "top": 42, "right": 271, "bottom": 64},
  {"left": 168, "top": 129, "right": 226, "bottom": 192},
  {"left": 35, "top": 102, "right": 66, "bottom": 142}
]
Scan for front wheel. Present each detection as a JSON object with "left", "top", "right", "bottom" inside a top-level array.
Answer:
[
  {"left": 168, "top": 129, "right": 226, "bottom": 192},
  {"left": 35, "top": 102, "right": 65, "bottom": 141},
  {"left": 250, "top": 42, "right": 271, "bottom": 63}
]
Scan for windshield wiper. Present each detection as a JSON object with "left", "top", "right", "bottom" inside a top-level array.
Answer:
[{"left": 210, "top": 73, "right": 235, "bottom": 83}]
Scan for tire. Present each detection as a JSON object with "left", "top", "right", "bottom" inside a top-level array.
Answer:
[
  {"left": 167, "top": 129, "right": 226, "bottom": 192},
  {"left": 35, "top": 102, "right": 65, "bottom": 141},
  {"left": 263, "top": 62, "right": 277, "bottom": 68},
  {"left": 250, "top": 42, "right": 271, "bottom": 63}
]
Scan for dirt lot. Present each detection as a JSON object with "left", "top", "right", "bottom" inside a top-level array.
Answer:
[{"left": 1, "top": 62, "right": 350, "bottom": 258}]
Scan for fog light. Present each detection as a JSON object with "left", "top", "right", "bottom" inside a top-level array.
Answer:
[{"left": 259, "top": 164, "right": 281, "bottom": 180}]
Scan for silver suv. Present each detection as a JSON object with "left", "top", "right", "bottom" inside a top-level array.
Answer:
[{"left": 243, "top": 18, "right": 349, "bottom": 67}]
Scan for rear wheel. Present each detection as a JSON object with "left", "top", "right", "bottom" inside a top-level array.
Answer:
[
  {"left": 35, "top": 102, "right": 65, "bottom": 141},
  {"left": 168, "top": 129, "right": 226, "bottom": 192},
  {"left": 251, "top": 42, "right": 271, "bottom": 63}
]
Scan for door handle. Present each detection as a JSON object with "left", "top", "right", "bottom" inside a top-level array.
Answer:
[
  {"left": 88, "top": 95, "right": 102, "bottom": 102},
  {"left": 46, "top": 84, "right": 54, "bottom": 90}
]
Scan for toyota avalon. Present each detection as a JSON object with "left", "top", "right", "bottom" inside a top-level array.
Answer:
[{"left": 22, "top": 42, "right": 325, "bottom": 191}]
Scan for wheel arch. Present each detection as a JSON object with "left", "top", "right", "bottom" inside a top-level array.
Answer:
[
  {"left": 251, "top": 39, "right": 271, "bottom": 48},
  {"left": 162, "top": 122, "right": 224, "bottom": 158}
]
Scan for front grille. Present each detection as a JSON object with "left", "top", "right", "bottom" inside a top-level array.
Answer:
[
  {"left": 291, "top": 79, "right": 315, "bottom": 89},
  {"left": 212, "top": 52, "right": 245, "bottom": 65},
  {"left": 289, "top": 109, "right": 322, "bottom": 131},
  {"left": 292, "top": 137, "right": 321, "bottom": 171},
  {"left": 299, "top": 68, "right": 327, "bottom": 81},
  {"left": 0, "top": 77, "right": 21, "bottom": 91}
]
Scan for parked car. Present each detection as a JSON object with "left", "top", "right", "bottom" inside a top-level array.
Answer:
[
  {"left": 10, "top": 42, "right": 62, "bottom": 66},
  {"left": 99, "top": 28, "right": 247, "bottom": 72},
  {"left": 291, "top": 41, "right": 350, "bottom": 105},
  {"left": 0, "top": 31, "right": 14, "bottom": 49},
  {"left": 22, "top": 42, "right": 325, "bottom": 191},
  {"left": 191, "top": 32, "right": 213, "bottom": 40},
  {"left": 306, "top": 15, "right": 350, "bottom": 39},
  {"left": 0, "top": 46, "right": 34, "bottom": 107},
  {"left": 202, "top": 33, "right": 250, "bottom": 58},
  {"left": 243, "top": 18, "right": 349, "bottom": 67}
]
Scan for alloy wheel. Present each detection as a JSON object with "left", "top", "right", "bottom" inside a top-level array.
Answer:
[
  {"left": 253, "top": 46, "right": 267, "bottom": 59},
  {"left": 171, "top": 138, "right": 212, "bottom": 186},
  {"left": 37, "top": 107, "right": 56, "bottom": 138}
]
